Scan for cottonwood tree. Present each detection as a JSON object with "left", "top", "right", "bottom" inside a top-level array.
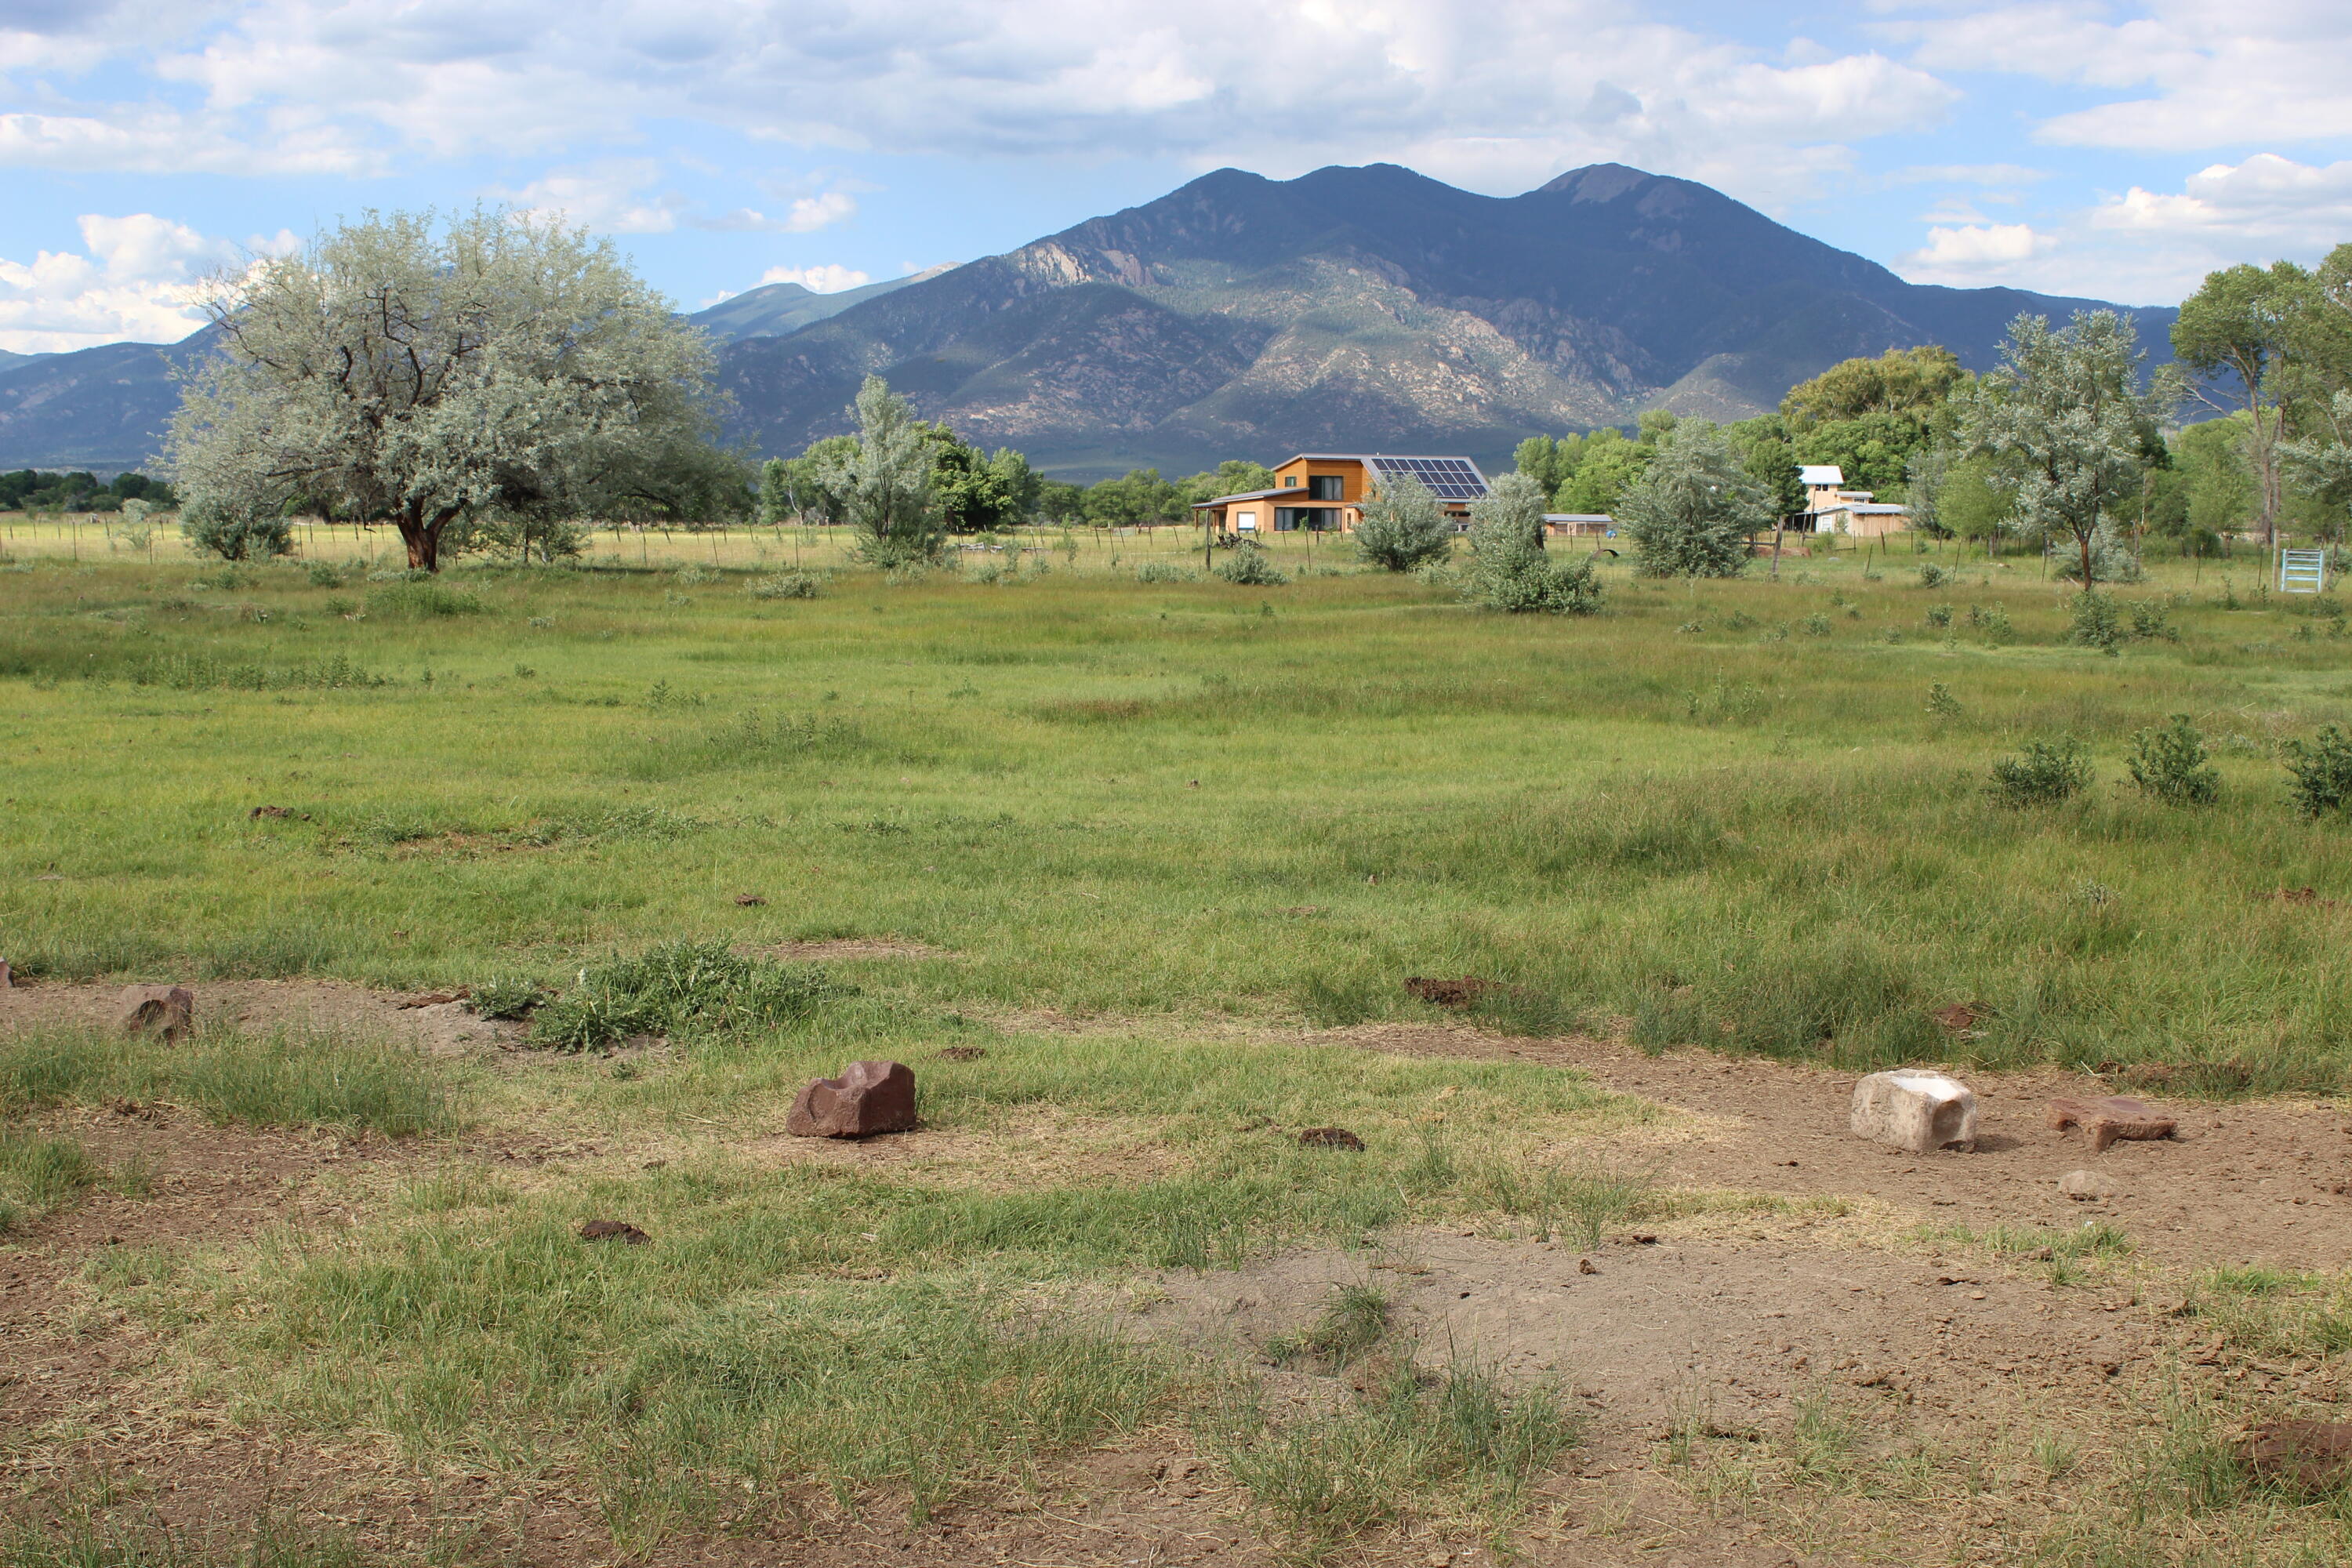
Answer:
[
  {"left": 1352, "top": 470, "right": 1453, "bottom": 571},
  {"left": 2174, "top": 261, "right": 2310, "bottom": 550},
  {"left": 1617, "top": 423, "right": 1769, "bottom": 577},
  {"left": 1464, "top": 470, "right": 1603, "bottom": 613},
  {"left": 167, "top": 208, "right": 722, "bottom": 572},
  {"left": 1958, "top": 310, "right": 2179, "bottom": 589},
  {"left": 818, "top": 376, "right": 946, "bottom": 565}
]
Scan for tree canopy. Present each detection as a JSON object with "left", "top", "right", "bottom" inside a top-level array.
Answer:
[
  {"left": 1780, "top": 346, "right": 1967, "bottom": 431},
  {"left": 166, "top": 207, "right": 726, "bottom": 571}
]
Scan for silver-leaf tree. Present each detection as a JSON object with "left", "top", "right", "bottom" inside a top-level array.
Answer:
[
  {"left": 1463, "top": 470, "right": 1604, "bottom": 613},
  {"left": 167, "top": 208, "right": 721, "bottom": 571},
  {"left": 818, "top": 376, "right": 946, "bottom": 567},
  {"left": 1617, "top": 422, "right": 1769, "bottom": 577},
  {"left": 1958, "top": 310, "right": 2180, "bottom": 589},
  {"left": 1352, "top": 470, "right": 1454, "bottom": 572}
]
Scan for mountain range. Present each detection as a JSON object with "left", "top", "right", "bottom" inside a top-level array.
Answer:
[{"left": 0, "top": 162, "right": 2176, "bottom": 479}]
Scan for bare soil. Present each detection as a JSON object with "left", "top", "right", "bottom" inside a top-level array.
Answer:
[{"left": 6, "top": 1000, "right": 2350, "bottom": 1565}]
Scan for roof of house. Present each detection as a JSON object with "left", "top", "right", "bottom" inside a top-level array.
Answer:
[
  {"left": 1189, "top": 488, "right": 1289, "bottom": 509},
  {"left": 1543, "top": 513, "right": 1614, "bottom": 523},
  {"left": 1275, "top": 452, "right": 1491, "bottom": 501},
  {"left": 1826, "top": 503, "right": 1911, "bottom": 515},
  {"left": 1798, "top": 464, "right": 1844, "bottom": 485}
]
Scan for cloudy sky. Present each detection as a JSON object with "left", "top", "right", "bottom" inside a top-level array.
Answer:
[{"left": 2, "top": 0, "right": 2348, "bottom": 354}]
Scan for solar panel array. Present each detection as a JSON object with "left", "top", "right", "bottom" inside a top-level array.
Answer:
[{"left": 1368, "top": 456, "right": 1488, "bottom": 501}]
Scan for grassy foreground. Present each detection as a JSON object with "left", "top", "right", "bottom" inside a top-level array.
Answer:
[
  {"left": 5, "top": 536, "right": 2350, "bottom": 1081},
  {"left": 8, "top": 535, "right": 2352, "bottom": 1563}
]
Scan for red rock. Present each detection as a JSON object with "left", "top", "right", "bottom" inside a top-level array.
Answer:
[
  {"left": 116, "top": 984, "right": 194, "bottom": 1042},
  {"left": 579, "top": 1220, "right": 649, "bottom": 1245},
  {"left": 1405, "top": 975, "right": 1497, "bottom": 1008},
  {"left": 2048, "top": 1095, "right": 2176, "bottom": 1152},
  {"left": 2241, "top": 1419, "right": 2352, "bottom": 1490},
  {"left": 1297, "top": 1126, "right": 1365, "bottom": 1150},
  {"left": 786, "top": 1060, "right": 918, "bottom": 1138}
]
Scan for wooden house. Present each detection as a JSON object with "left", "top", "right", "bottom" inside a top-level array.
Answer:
[{"left": 1189, "top": 453, "right": 1492, "bottom": 534}]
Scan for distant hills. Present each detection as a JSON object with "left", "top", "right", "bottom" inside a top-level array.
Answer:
[
  {"left": 687, "top": 263, "right": 960, "bottom": 344},
  {"left": 0, "top": 162, "right": 2176, "bottom": 479},
  {"left": 718, "top": 162, "right": 2177, "bottom": 478}
]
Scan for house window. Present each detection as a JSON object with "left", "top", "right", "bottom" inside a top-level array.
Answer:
[
  {"left": 1233, "top": 510, "right": 1258, "bottom": 530},
  {"left": 1308, "top": 474, "right": 1343, "bottom": 501},
  {"left": 1282, "top": 475, "right": 1299, "bottom": 488},
  {"left": 1278, "top": 508, "right": 1337, "bottom": 531}
]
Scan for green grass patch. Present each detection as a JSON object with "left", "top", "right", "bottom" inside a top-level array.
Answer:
[{"left": 0, "top": 1027, "right": 460, "bottom": 1137}]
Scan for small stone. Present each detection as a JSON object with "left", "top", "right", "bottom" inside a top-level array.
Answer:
[
  {"left": 1578, "top": 1257, "right": 1599, "bottom": 1275},
  {"left": 579, "top": 1220, "right": 649, "bottom": 1244},
  {"left": 2058, "top": 1169, "right": 2116, "bottom": 1201},
  {"left": 734, "top": 894, "right": 766, "bottom": 906},
  {"left": 1298, "top": 1126, "right": 1365, "bottom": 1150},
  {"left": 1849, "top": 1069, "right": 1979, "bottom": 1153},
  {"left": 786, "top": 1060, "right": 918, "bottom": 1138},
  {"left": 115, "top": 984, "right": 194, "bottom": 1043},
  {"left": 937, "top": 1045, "right": 987, "bottom": 1062},
  {"left": 2048, "top": 1094, "right": 2176, "bottom": 1152},
  {"left": 249, "top": 805, "right": 291, "bottom": 819}
]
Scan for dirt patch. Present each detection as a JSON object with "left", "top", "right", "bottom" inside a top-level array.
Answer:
[
  {"left": 750, "top": 938, "right": 952, "bottom": 962},
  {"left": 0, "top": 977, "right": 523, "bottom": 1057}
]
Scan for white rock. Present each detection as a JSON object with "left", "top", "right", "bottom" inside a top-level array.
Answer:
[
  {"left": 1849, "top": 1069, "right": 1979, "bottom": 1153},
  {"left": 2058, "top": 1169, "right": 2115, "bottom": 1201}
]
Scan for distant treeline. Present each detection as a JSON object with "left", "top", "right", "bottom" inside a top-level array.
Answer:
[{"left": 0, "top": 469, "right": 177, "bottom": 514}]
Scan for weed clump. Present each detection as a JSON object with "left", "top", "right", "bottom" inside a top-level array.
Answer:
[
  {"left": 1992, "top": 738, "right": 2092, "bottom": 806},
  {"left": 1215, "top": 545, "right": 1288, "bottom": 586},
  {"left": 1135, "top": 560, "right": 1199, "bottom": 584},
  {"left": 368, "top": 579, "right": 485, "bottom": 617},
  {"left": 1926, "top": 682, "right": 1963, "bottom": 720},
  {"left": 467, "top": 975, "right": 550, "bottom": 1020},
  {"left": 2128, "top": 714, "right": 2219, "bottom": 805},
  {"left": 2283, "top": 726, "right": 2352, "bottom": 818},
  {"left": 2067, "top": 591, "right": 2122, "bottom": 653},
  {"left": 748, "top": 571, "right": 820, "bottom": 600},
  {"left": 1214, "top": 1351, "right": 1579, "bottom": 1553},
  {"left": 529, "top": 939, "right": 844, "bottom": 1050}
]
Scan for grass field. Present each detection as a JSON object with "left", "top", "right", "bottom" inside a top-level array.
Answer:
[{"left": 7, "top": 528, "right": 2352, "bottom": 1564}]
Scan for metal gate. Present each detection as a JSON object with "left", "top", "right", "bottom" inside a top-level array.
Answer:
[{"left": 2280, "top": 549, "right": 2328, "bottom": 594}]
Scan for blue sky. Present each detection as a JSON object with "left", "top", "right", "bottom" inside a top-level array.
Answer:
[{"left": 4, "top": 1, "right": 2350, "bottom": 353}]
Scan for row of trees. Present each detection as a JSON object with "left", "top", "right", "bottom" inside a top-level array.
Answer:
[{"left": 0, "top": 469, "right": 175, "bottom": 514}]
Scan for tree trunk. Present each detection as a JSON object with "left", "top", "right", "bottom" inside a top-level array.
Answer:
[{"left": 2079, "top": 530, "right": 2095, "bottom": 590}]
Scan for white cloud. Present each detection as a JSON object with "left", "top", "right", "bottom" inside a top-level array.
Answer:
[
  {"left": 1897, "top": 221, "right": 2052, "bottom": 283},
  {"left": 1890, "top": 152, "right": 2352, "bottom": 302},
  {"left": 695, "top": 190, "right": 858, "bottom": 233},
  {"left": 758, "top": 263, "right": 870, "bottom": 293},
  {"left": 0, "top": 2, "right": 1963, "bottom": 212},
  {"left": 492, "top": 160, "right": 685, "bottom": 234},
  {"left": 1882, "top": 1, "right": 2352, "bottom": 151},
  {"left": 0, "top": 212, "right": 288, "bottom": 354}
]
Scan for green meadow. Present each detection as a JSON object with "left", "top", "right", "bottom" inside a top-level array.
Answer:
[
  {"left": 9, "top": 530, "right": 2352, "bottom": 1563},
  {"left": 5, "top": 532, "right": 2351, "bottom": 1082}
]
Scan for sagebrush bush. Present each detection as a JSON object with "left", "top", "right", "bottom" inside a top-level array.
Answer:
[
  {"left": 2128, "top": 715, "right": 2218, "bottom": 806},
  {"left": 1214, "top": 545, "right": 1287, "bottom": 586},
  {"left": 1135, "top": 560, "right": 1198, "bottom": 583},
  {"left": 529, "top": 939, "right": 846, "bottom": 1050},
  {"left": 2283, "top": 726, "right": 2352, "bottom": 818},
  {"left": 1918, "top": 563, "right": 1951, "bottom": 588},
  {"left": 1992, "top": 738, "right": 2092, "bottom": 806},
  {"left": 2128, "top": 599, "right": 2180, "bottom": 642}
]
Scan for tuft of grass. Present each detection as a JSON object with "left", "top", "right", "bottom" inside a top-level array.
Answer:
[
  {"left": 1, "top": 1486, "right": 368, "bottom": 1568},
  {"left": 1269, "top": 1283, "right": 1392, "bottom": 1367},
  {"left": 0, "top": 1131, "right": 102, "bottom": 1230},
  {"left": 528, "top": 938, "right": 847, "bottom": 1050},
  {"left": 0, "top": 1027, "right": 459, "bottom": 1137},
  {"left": 1213, "top": 1349, "right": 1579, "bottom": 1556}
]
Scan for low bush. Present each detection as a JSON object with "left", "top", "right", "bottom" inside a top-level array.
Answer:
[
  {"left": 1214, "top": 546, "right": 1287, "bottom": 586},
  {"left": 2283, "top": 726, "right": 2352, "bottom": 818},
  {"left": 1991, "top": 738, "right": 2092, "bottom": 806},
  {"left": 2128, "top": 714, "right": 2219, "bottom": 806},
  {"left": 2067, "top": 591, "right": 2122, "bottom": 653},
  {"left": 528, "top": 938, "right": 846, "bottom": 1050},
  {"left": 748, "top": 571, "right": 820, "bottom": 600},
  {"left": 1135, "top": 561, "right": 1199, "bottom": 584}
]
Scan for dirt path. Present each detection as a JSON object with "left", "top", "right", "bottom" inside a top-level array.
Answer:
[{"left": 1321, "top": 1024, "right": 2352, "bottom": 1272}]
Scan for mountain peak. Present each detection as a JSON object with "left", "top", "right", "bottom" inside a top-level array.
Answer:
[{"left": 1534, "top": 163, "right": 1662, "bottom": 202}]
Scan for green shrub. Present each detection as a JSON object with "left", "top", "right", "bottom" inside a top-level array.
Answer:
[
  {"left": 1967, "top": 602, "right": 2014, "bottom": 642},
  {"left": 1135, "top": 560, "right": 1199, "bottom": 583},
  {"left": 2067, "top": 591, "right": 2122, "bottom": 653},
  {"left": 1214, "top": 546, "right": 1287, "bottom": 586},
  {"left": 1991, "top": 738, "right": 2092, "bottom": 806},
  {"left": 2283, "top": 726, "right": 2352, "bottom": 818},
  {"left": 180, "top": 497, "right": 292, "bottom": 561},
  {"left": 1924, "top": 602, "right": 1953, "bottom": 629},
  {"left": 467, "top": 976, "right": 550, "bottom": 1020},
  {"left": 528, "top": 939, "right": 846, "bottom": 1050},
  {"left": 1918, "top": 563, "right": 1951, "bottom": 588},
  {"left": 2128, "top": 715, "right": 2219, "bottom": 805},
  {"left": 304, "top": 561, "right": 345, "bottom": 587},
  {"left": 2128, "top": 599, "right": 2180, "bottom": 641},
  {"left": 1926, "top": 682, "right": 1963, "bottom": 720},
  {"left": 748, "top": 571, "right": 820, "bottom": 600}
]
